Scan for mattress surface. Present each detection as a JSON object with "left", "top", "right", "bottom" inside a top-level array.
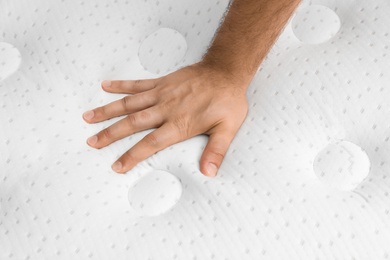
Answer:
[{"left": 1, "top": 0, "right": 390, "bottom": 259}]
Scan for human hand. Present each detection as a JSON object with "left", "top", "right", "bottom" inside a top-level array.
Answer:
[{"left": 83, "top": 62, "right": 248, "bottom": 177}]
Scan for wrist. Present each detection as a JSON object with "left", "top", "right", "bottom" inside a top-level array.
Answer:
[{"left": 198, "top": 58, "right": 256, "bottom": 88}]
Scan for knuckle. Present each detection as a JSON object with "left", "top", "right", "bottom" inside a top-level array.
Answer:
[
  {"left": 208, "top": 149, "right": 225, "bottom": 161},
  {"left": 101, "top": 128, "right": 112, "bottom": 140},
  {"left": 133, "top": 80, "right": 143, "bottom": 91},
  {"left": 172, "top": 115, "right": 188, "bottom": 130},
  {"left": 123, "top": 150, "right": 138, "bottom": 165},
  {"left": 160, "top": 100, "right": 173, "bottom": 111},
  {"left": 98, "top": 106, "right": 107, "bottom": 118},
  {"left": 138, "top": 110, "right": 150, "bottom": 121},
  {"left": 143, "top": 133, "right": 159, "bottom": 147},
  {"left": 121, "top": 96, "right": 131, "bottom": 110},
  {"left": 134, "top": 80, "right": 141, "bottom": 86},
  {"left": 126, "top": 111, "right": 150, "bottom": 126},
  {"left": 171, "top": 115, "right": 190, "bottom": 138},
  {"left": 126, "top": 114, "right": 137, "bottom": 126},
  {"left": 125, "top": 150, "right": 136, "bottom": 161},
  {"left": 213, "top": 150, "right": 225, "bottom": 159}
]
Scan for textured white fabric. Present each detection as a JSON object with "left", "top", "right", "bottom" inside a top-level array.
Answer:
[{"left": 1, "top": 0, "right": 390, "bottom": 259}]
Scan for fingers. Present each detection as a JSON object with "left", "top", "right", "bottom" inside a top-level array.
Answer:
[
  {"left": 101, "top": 79, "right": 159, "bottom": 94},
  {"left": 86, "top": 107, "right": 164, "bottom": 149},
  {"left": 111, "top": 123, "right": 184, "bottom": 173},
  {"left": 83, "top": 93, "right": 156, "bottom": 123},
  {"left": 199, "top": 128, "right": 236, "bottom": 177}
]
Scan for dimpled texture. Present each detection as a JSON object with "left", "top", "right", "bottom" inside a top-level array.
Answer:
[{"left": 1, "top": 0, "right": 390, "bottom": 259}]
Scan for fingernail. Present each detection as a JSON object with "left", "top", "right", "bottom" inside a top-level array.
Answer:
[
  {"left": 83, "top": 110, "right": 94, "bottom": 120},
  {"left": 205, "top": 163, "right": 218, "bottom": 177},
  {"left": 87, "top": 135, "right": 98, "bottom": 145},
  {"left": 112, "top": 161, "right": 122, "bottom": 173},
  {"left": 102, "top": 80, "right": 111, "bottom": 88}
]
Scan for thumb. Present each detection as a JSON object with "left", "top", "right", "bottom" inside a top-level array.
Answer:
[{"left": 200, "top": 130, "right": 235, "bottom": 177}]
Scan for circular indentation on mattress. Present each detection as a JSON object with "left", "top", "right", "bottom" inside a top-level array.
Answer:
[
  {"left": 0, "top": 42, "right": 21, "bottom": 81},
  {"left": 292, "top": 5, "right": 340, "bottom": 44},
  {"left": 128, "top": 170, "right": 182, "bottom": 217},
  {"left": 138, "top": 28, "right": 187, "bottom": 74},
  {"left": 313, "top": 140, "right": 370, "bottom": 191}
]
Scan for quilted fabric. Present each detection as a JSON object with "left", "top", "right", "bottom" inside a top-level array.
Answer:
[{"left": 1, "top": 0, "right": 390, "bottom": 259}]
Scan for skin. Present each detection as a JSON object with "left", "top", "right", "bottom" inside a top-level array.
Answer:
[{"left": 83, "top": 0, "right": 301, "bottom": 177}]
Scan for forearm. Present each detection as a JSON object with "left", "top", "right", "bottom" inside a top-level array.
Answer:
[{"left": 202, "top": 0, "right": 301, "bottom": 85}]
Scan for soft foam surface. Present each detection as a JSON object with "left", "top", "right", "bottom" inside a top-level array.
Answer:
[{"left": 1, "top": 0, "right": 390, "bottom": 259}]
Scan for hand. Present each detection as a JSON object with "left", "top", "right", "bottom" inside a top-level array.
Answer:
[{"left": 82, "top": 62, "right": 248, "bottom": 177}]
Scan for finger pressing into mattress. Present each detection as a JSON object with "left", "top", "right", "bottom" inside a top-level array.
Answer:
[
  {"left": 199, "top": 128, "right": 235, "bottom": 177},
  {"left": 82, "top": 93, "right": 156, "bottom": 123},
  {"left": 86, "top": 107, "right": 164, "bottom": 149},
  {"left": 111, "top": 123, "right": 183, "bottom": 173},
  {"left": 101, "top": 79, "right": 159, "bottom": 94}
]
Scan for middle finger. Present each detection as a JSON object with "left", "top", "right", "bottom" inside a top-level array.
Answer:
[
  {"left": 83, "top": 92, "right": 156, "bottom": 123},
  {"left": 87, "top": 106, "right": 164, "bottom": 149}
]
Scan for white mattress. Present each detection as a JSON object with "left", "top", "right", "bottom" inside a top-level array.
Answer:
[{"left": 1, "top": 0, "right": 390, "bottom": 259}]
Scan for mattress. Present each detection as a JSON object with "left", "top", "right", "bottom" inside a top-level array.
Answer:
[{"left": 1, "top": 0, "right": 390, "bottom": 259}]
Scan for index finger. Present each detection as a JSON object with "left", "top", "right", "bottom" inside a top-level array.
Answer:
[{"left": 83, "top": 93, "right": 156, "bottom": 123}]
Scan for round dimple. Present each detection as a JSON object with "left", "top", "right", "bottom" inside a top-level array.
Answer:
[
  {"left": 138, "top": 28, "right": 187, "bottom": 74},
  {"left": 292, "top": 5, "right": 340, "bottom": 44},
  {"left": 0, "top": 42, "right": 21, "bottom": 81},
  {"left": 128, "top": 170, "right": 182, "bottom": 217},
  {"left": 313, "top": 140, "right": 371, "bottom": 191}
]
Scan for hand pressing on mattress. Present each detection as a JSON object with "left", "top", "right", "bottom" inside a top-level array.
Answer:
[
  {"left": 83, "top": 0, "right": 301, "bottom": 177},
  {"left": 83, "top": 63, "right": 247, "bottom": 177}
]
